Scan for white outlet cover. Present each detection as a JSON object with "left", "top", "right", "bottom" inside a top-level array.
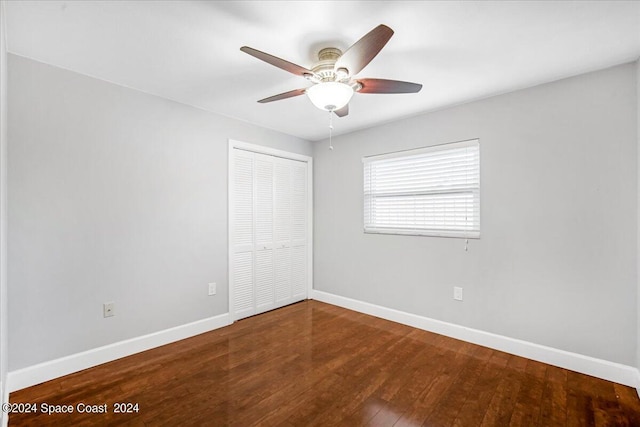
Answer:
[
  {"left": 208, "top": 282, "right": 216, "bottom": 296},
  {"left": 103, "top": 302, "right": 115, "bottom": 317},
  {"left": 453, "top": 287, "right": 463, "bottom": 301}
]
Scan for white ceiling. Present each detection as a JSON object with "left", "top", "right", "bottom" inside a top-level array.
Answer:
[{"left": 5, "top": 1, "right": 640, "bottom": 141}]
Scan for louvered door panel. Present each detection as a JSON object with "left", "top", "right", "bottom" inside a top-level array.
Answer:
[
  {"left": 255, "top": 155, "right": 273, "bottom": 245},
  {"left": 254, "top": 153, "right": 275, "bottom": 311},
  {"left": 290, "top": 161, "right": 307, "bottom": 300},
  {"left": 255, "top": 248, "right": 274, "bottom": 309},
  {"left": 233, "top": 251, "right": 254, "bottom": 316},
  {"left": 234, "top": 151, "right": 253, "bottom": 249},
  {"left": 274, "top": 246, "right": 291, "bottom": 303},
  {"left": 274, "top": 160, "right": 291, "bottom": 243},
  {"left": 291, "top": 162, "right": 306, "bottom": 243},
  {"left": 232, "top": 149, "right": 255, "bottom": 319},
  {"left": 291, "top": 244, "right": 306, "bottom": 298}
]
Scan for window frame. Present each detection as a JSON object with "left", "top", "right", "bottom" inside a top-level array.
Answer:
[{"left": 362, "top": 139, "right": 480, "bottom": 239}]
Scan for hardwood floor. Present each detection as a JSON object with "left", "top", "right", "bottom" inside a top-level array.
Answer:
[{"left": 8, "top": 300, "right": 640, "bottom": 426}]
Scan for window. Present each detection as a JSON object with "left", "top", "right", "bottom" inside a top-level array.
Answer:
[{"left": 363, "top": 139, "right": 480, "bottom": 238}]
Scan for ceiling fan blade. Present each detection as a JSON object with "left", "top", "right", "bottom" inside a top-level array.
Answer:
[
  {"left": 258, "top": 88, "right": 307, "bottom": 103},
  {"left": 357, "top": 78, "right": 422, "bottom": 94},
  {"left": 241, "top": 46, "right": 314, "bottom": 77},
  {"left": 334, "top": 104, "right": 349, "bottom": 117},
  {"left": 334, "top": 25, "right": 394, "bottom": 76}
]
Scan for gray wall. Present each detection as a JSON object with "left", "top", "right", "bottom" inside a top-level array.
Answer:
[
  {"left": 8, "top": 54, "right": 312, "bottom": 370},
  {"left": 637, "top": 59, "right": 640, "bottom": 375},
  {"left": 313, "top": 63, "right": 637, "bottom": 366},
  {"left": 0, "top": 1, "right": 8, "bottom": 397}
]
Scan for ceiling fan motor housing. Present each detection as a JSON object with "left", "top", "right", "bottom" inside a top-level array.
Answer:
[{"left": 312, "top": 48, "right": 343, "bottom": 82}]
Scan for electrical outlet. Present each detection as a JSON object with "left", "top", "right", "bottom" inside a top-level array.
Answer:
[
  {"left": 453, "top": 287, "right": 463, "bottom": 301},
  {"left": 103, "top": 302, "right": 115, "bottom": 317},
  {"left": 208, "top": 282, "right": 216, "bottom": 296}
]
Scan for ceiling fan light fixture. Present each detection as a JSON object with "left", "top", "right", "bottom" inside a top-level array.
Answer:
[
  {"left": 335, "top": 67, "right": 349, "bottom": 80},
  {"left": 306, "top": 82, "right": 354, "bottom": 112}
]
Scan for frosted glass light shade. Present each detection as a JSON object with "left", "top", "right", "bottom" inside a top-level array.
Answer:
[{"left": 306, "top": 82, "right": 354, "bottom": 111}]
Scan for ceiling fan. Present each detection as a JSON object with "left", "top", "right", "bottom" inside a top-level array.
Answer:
[{"left": 240, "top": 24, "right": 422, "bottom": 117}]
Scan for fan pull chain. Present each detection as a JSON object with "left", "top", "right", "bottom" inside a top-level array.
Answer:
[{"left": 328, "top": 110, "right": 334, "bottom": 150}]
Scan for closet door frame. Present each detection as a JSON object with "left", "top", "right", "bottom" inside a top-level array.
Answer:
[{"left": 228, "top": 139, "right": 313, "bottom": 322}]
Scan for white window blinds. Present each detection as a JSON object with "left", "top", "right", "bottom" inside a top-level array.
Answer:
[{"left": 363, "top": 139, "right": 480, "bottom": 238}]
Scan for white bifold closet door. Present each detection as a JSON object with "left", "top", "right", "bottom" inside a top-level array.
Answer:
[{"left": 232, "top": 149, "right": 308, "bottom": 320}]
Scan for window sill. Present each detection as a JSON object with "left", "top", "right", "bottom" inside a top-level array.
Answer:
[{"left": 364, "top": 228, "right": 480, "bottom": 239}]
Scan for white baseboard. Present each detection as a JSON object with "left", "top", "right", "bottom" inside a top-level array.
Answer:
[
  {"left": 311, "top": 290, "right": 640, "bottom": 388},
  {"left": 7, "top": 313, "right": 231, "bottom": 393}
]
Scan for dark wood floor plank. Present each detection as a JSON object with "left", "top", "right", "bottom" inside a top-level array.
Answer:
[
  {"left": 306, "top": 334, "right": 413, "bottom": 426},
  {"left": 613, "top": 384, "right": 640, "bottom": 427},
  {"left": 343, "top": 334, "right": 449, "bottom": 426},
  {"left": 364, "top": 397, "right": 404, "bottom": 427},
  {"left": 423, "top": 344, "right": 493, "bottom": 425},
  {"left": 584, "top": 374, "right": 631, "bottom": 426},
  {"left": 8, "top": 300, "right": 640, "bottom": 426},
  {"left": 479, "top": 354, "right": 527, "bottom": 427},
  {"left": 508, "top": 359, "right": 547, "bottom": 426},
  {"left": 392, "top": 341, "right": 477, "bottom": 426},
  {"left": 566, "top": 370, "right": 597, "bottom": 427},
  {"left": 536, "top": 364, "right": 568, "bottom": 427},
  {"left": 452, "top": 350, "right": 510, "bottom": 427}
]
